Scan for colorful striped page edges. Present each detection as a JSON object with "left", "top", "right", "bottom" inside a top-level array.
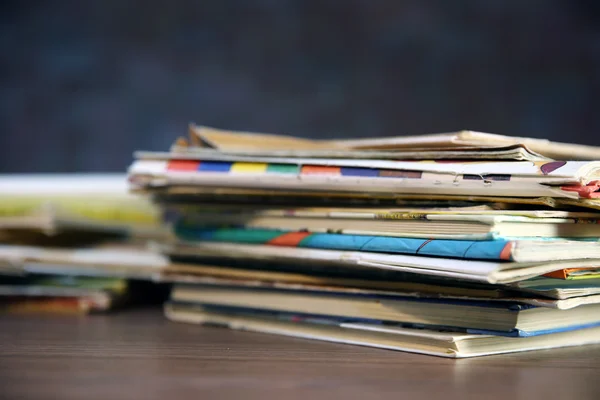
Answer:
[{"left": 166, "top": 159, "right": 423, "bottom": 179}]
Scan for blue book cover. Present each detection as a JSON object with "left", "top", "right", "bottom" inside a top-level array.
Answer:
[{"left": 175, "top": 226, "right": 517, "bottom": 261}]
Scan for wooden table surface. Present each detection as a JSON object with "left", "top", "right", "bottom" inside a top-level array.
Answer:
[{"left": 2, "top": 308, "right": 600, "bottom": 400}]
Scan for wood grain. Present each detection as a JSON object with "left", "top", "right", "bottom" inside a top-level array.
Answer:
[{"left": 1, "top": 308, "right": 600, "bottom": 400}]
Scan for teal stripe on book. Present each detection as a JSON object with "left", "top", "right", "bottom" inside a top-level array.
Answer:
[
  {"left": 266, "top": 164, "right": 299, "bottom": 174},
  {"left": 202, "top": 228, "right": 284, "bottom": 244}
]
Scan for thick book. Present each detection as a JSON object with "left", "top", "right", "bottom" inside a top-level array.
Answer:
[{"left": 165, "top": 302, "right": 600, "bottom": 358}]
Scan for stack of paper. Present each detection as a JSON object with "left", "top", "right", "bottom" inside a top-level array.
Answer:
[
  {"left": 129, "top": 125, "right": 600, "bottom": 357},
  {"left": 0, "top": 174, "right": 168, "bottom": 314}
]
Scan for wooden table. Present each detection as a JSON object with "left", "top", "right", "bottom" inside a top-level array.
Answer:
[{"left": 2, "top": 308, "right": 600, "bottom": 399}]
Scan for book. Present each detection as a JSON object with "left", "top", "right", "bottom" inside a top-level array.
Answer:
[
  {"left": 159, "top": 269, "right": 600, "bottom": 310},
  {"left": 186, "top": 124, "right": 600, "bottom": 161},
  {"left": 128, "top": 157, "right": 600, "bottom": 200},
  {"left": 544, "top": 268, "right": 600, "bottom": 280},
  {"left": 0, "top": 174, "right": 160, "bottom": 233},
  {"left": 159, "top": 259, "right": 600, "bottom": 304},
  {"left": 168, "top": 284, "right": 600, "bottom": 336},
  {"left": 0, "top": 276, "right": 130, "bottom": 314},
  {"left": 165, "top": 302, "right": 600, "bottom": 358},
  {"left": 170, "top": 205, "right": 600, "bottom": 240},
  {"left": 166, "top": 241, "right": 600, "bottom": 284},
  {"left": 135, "top": 184, "right": 600, "bottom": 211},
  {"left": 1, "top": 296, "right": 108, "bottom": 314},
  {"left": 146, "top": 144, "right": 551, "bottom": 162},
  {"left": 174, "top": 226, "right": 600, "bottom": 263},
  {"left": 0, "top": 243, "right": 170, "bottom": 280},
  {"left": 0, "top": 174, "right": 163, "bottom": 237}
]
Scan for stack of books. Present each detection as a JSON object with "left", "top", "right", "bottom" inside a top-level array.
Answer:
[
  {"left": 0, "top": 174, "right": 168, "bottom": 314},
  {"left": 128, "top": 125, "right": 600, "bottom": 357}
]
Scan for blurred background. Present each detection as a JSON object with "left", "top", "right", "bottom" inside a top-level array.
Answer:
[{"left": 1, "top": 0, "right": 599, "bottom": 173}]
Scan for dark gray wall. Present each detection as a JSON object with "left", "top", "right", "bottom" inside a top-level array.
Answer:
[{"left": 1, "top": 0, "right": 599, "bottom": 172}]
